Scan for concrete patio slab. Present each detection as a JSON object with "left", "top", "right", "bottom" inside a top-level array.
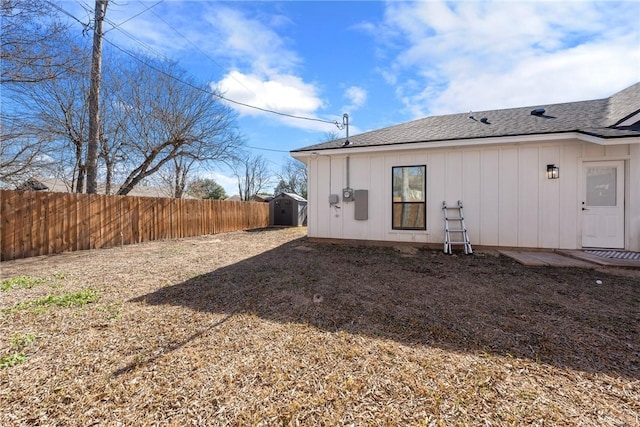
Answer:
[
  {"left": 499, "top": 251, "right": 598, "bottom": 267},
  {"left": 499, "top": 250, "right": 640, "bottom": 269}
]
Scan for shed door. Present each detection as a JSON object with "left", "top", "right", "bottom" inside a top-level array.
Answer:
[
  {"left": 274, "top": 199, "right": 293, "bottom": 225},
  {"left": 581, "top": 161, "right": 624, "bottom": 248}
]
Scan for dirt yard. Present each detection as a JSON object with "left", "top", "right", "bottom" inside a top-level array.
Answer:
[{"left": 1, "top": 227, "right": 638, "bottom": 426}]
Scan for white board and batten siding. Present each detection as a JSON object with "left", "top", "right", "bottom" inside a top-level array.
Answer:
[{"left": 305, "top": 139, "right": 640, "bottom": 251}]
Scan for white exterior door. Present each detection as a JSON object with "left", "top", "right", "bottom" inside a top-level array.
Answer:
[{"left": 581, "top": 161, "right": 624, "bottom": 248}]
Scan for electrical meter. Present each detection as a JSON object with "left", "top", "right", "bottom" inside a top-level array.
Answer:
[{"left": 342, "top": 188, "right": 354, "bottom": 202}]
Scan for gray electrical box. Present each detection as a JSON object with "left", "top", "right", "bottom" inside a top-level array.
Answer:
[
  {"left": 354, "top": 189, "right": 368, "bottom": 220},
  {"left": 329, "top": 194, "right": 339, "bottom": 205}
]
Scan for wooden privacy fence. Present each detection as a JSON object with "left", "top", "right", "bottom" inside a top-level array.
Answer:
[{"left": 1, "top": 190, "right": 270, "bottom": 261}]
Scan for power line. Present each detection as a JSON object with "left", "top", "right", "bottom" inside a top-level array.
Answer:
[
  {"left": 247, "top": 145, "right": 290, "bottom": 153},
  {"left": 46, "top": 1, "right": 90, "bottom": 28},
  {"left": 103, "top": 16, "right": 169, "bottom": 59},
  {"left": 139, "top": 0, "right": 253, "bottom": 95},
  {"left": 104, "top": 1, "right": 163, "bottom": 34},
  {"left": 102, "top": 36, "right": 339, "bottom": 126},
  {"left": 47, "top": 2, "right": 343, "bottom": 128},
  {"left": 57, "top": 0, "right": 161, "bottom": 62},
  {"left": 76, "top": 0, "right": 169, "bottom": 60}
]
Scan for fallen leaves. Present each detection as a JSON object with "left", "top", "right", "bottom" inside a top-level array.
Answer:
[{"left": 0, "top": 227, "right": 638, "bottom": 425}]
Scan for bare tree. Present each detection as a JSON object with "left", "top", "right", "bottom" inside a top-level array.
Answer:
[
  {"left": 170, "top": 156, "right": 196, "bottom": 199},
  {"left": 151, "top": 156, "right": 195, "bottom": 198},
  {"left": 3, "top": 39, "right": 92, "bottom": 192},
  {"left": 114, "top": 59, "right": 242, "bottom": 196},
  {"left": 231, "top": 154, "right": 272, "bottom": 201},
  {"left": 98, "top": 52, "right": 132, "bottom": 194},
  {"left": 2, "top": 22, "right": 242, "bottom": 195},
  {"left": 272, "top": 131, "right": 333, "bottom": 198},
  {"left": 2, "top": 42, "right": 142, "bottom": 194},
  {"left": 274, "top": 158, "right": 307, "bottom": 198},
  {"left": 0, "top": 115, "right": 56, "bottom": 186},
  {"left": 1, "top": 0, "right": 77, "bottom": 84},
  {"left": 1, "top": 2, "right": 88, "bottom": 187},
  {"left": 153, "top": 126, "right": 243, "bottom": 199},
  {"left": 322, "top": 130, "right": 342, "bottom": 142}
]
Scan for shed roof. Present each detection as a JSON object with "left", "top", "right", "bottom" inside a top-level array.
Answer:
[
  {"left": 293, "top": 83, "right": 640, "bottom": 153},
  {"left": 274, "top": 192, "right": 307, "bottom": 202}
]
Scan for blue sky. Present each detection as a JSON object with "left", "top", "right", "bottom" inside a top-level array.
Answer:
[{"left": 62, "top": 0, "right": 640, "bottom": 195}]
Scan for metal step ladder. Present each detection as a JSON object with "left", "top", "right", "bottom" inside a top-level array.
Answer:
[{"left": 443, "top": 200, "right": 473, "bottom": 254}]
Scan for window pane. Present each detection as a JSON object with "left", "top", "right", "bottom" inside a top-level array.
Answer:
[
  {"left": 586, "top": 167, "right": 616, "bottom": 206},
  {"left": 392, "top": 165, "right": 426, "bottom": 230},
  {"left": 392, "top": 166, "right": 425, "bottom": 202},
  {"left": 393, "top": 203, "right": 425, "bottom": 229}
]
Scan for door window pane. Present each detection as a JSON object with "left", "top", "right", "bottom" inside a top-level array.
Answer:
[{"left": 586, "top": 167, "right": 616, "bottom": 206}]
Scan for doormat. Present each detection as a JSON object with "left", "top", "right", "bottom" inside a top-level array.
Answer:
[{"left": 585, "top": 250, "right": 640, "bottom": 260}]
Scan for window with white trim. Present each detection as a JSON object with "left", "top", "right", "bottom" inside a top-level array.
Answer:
[{"left": 392, "top": 165, "right": 426, "bottom": 230}]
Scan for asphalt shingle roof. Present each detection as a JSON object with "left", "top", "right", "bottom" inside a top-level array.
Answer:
[{"left": 293, "top": 83, "right": 640, "bottom": 152}]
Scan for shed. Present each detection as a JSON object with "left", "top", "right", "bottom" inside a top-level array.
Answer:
[{"left": 270, "top": 192, "right": 307, "bottom": 226}]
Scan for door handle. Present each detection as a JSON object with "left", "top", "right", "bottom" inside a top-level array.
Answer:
[{"left": 582, "top": 207, "right": 589, "bottom": 211}]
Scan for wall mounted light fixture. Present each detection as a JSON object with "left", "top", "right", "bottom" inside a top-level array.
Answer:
[{"left": 546, "top": 164, "right": 559, "bottom": 179}]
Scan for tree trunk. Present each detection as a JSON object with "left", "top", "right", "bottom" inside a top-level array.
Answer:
[
  {"left": 104, "top": 160, "right": 113, "bottom": 195},
  {"left": 75, "top": 165, "right": 85, "bottom": 193}
]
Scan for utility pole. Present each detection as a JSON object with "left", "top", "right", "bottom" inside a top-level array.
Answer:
[{"left": 86, "top": 0, "right": 108, "bottom": 194}]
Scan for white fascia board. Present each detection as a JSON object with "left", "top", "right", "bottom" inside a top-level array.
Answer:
[
  {"left": 290, "top": 151, "right": 310, "bottom": 161},
  {"left": 291, "top": 132, "right": 640, "bottom": 159},
  {"left": 576, "top": 133, "right": 640, "bottom": 145}
]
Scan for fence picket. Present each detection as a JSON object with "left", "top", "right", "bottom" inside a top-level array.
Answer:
[
  {"left": 1, "top": 191, "right": 16, "bottom": 260},
  {"left": 0, "top": 190, "right": 270, "bottom": 261},
  {"left": 78, "top": 193, "right": 90, "bottom": 251}
]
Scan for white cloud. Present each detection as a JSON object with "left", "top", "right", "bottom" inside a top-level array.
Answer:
[
  {"left": 217, "top": 71, "right": 323, "bottom": 116},
  {"left": 202, "top": 7, "right": 336, "bottom": 132},
  {"left": 343, "top": 86, "right": 368, "bottom": 112},
  {"left": 419, "top": 38, "right": 640, "bottom": 116},
  {"left": 372, "top": 0, "right": 640, "bottom": 117},
  {"left": 202, "top": 6, "right": 300, "bottom": 76},
  {"left": 96, "top": 3, "right": 198, "bottom": 57},
  {"left": 216, "top": 70, "right": 334, "bottom": 132},
  {"left": 100, "top": 2, "right": 329, "bottom": 131},
  {"left": 105, "top": 3, "right": 301, "bottom": 76}
]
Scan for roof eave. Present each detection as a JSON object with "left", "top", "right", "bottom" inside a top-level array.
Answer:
[{"left": 291, "top": 132, "right": 640, "bottom": 159}]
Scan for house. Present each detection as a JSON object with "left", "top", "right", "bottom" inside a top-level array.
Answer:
[
  {"left": 291, "top": 82, "right": 640, "bottom": 251},
  {"left": 253, "top": 194, "right": 274, "bottom": 203},
  {"left": 226, "top": 194, "right": 273, "bottom": 202},
  {"left": 13, "top": 177, "right": 196, "bottom": 199},
  {"left": 15, "top": 178, "right": 49, "bottom": 191}
]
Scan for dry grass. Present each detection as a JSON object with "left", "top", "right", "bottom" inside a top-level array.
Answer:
[{"left": 0, "top": 227, "right": 638, "bottom": 426}]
